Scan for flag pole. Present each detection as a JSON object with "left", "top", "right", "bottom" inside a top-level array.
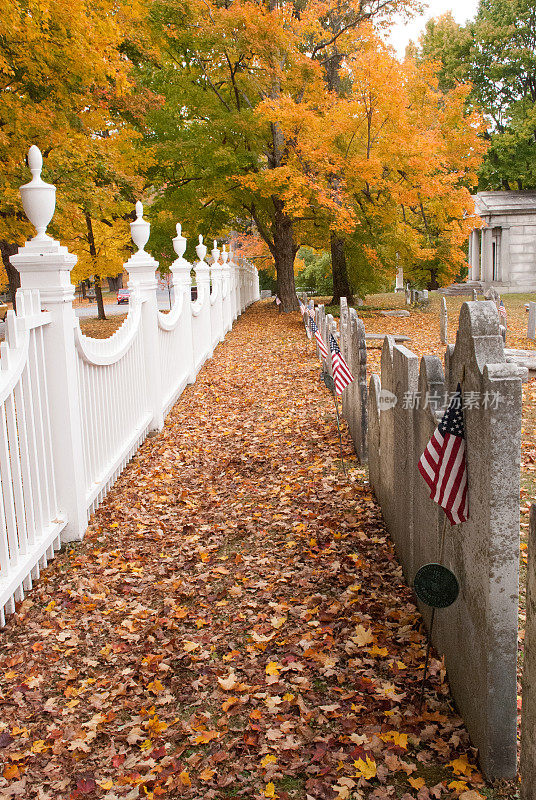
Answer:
[
  {"left": 418, "top": 514, "right": 449, "bottom": 711},
  {"left": 331, "top": 387, "right": 347, "bottom": 477}
]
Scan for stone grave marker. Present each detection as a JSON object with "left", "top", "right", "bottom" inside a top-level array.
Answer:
[
  {"left": 440, "top": 297, "right": 448, "bottom": 344},
  {"left": 528, "top": 302, "right": 536, "bottom": 341}
]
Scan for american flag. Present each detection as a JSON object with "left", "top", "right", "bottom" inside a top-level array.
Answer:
[
  {"left": 310, "top": 319, "right": 328, "bottom": 360},
  {"left": 328, "top": 332, "right": 354, "bottom": 395},
  {"left": 499, "top": 299, "right": 507, "bottom": 326},
  {"left": 418, "top": 384, "right": 468, "bottom": 525}
]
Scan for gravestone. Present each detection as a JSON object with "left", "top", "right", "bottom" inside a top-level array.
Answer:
[
  {"left": 500, "top": 324, "right": 507, "bottom": 344},
  {"left": 345, "top": 309, "right": 367, "bottom": 462},
  {"left": 405, "top": 285, "right": 411, "bottom": 305},
  {"left": 521, "top": 505, "right": 536, "bottom": 800},
  {"left": 528, "top": 302, "right": 536, "bottom": 341},
  {"left": 485, "top": 287, "right": 500, "bottom": 303},
  {"left": 472, "top": 289, "right": 478, "bottom": 301},
  {"left": 381, "top": 309, "right": 410, "bottom": 317},
  {"left": 440, "top": 297, "right": 448, "bottom": 344},
  {"left": 395, "top": 266, "right": 404, "bottom": 292}
]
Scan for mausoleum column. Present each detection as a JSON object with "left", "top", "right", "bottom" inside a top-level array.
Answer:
[
  {"left": 501, "top": 226, "right": 511, "bottom": 285},
  {"left": 481, "top": 226, "right": 494, "bottom": 285},
  {"left": 470, "top": 229, "right": 481, "bottom": 281}
]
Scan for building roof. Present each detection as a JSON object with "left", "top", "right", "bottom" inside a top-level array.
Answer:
[{"left": 473, "top": 191, "right": 536, "bottom": 216}]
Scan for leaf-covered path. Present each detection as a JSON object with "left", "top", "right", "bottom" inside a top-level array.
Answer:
[{"left": 0, "top": 304, "right": 487, "bottom": 800}]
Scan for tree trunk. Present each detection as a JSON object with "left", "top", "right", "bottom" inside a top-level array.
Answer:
[
  {"left": 94, "top": 275, "right": 106, "bottom": 321},
  {"left": 272, "top": 203, "right": 299, "bottom": 312},
  {"left": 85, "top": 212, "right": 106, "bottom": 320},
  {"left": 329, "top": 232, "right": 354, "bottom": 305},
  {"left": 0, "top": 241, "right": 20, "bottom": 310}
]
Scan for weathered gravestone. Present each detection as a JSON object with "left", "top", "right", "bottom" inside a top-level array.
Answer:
[
  {"left": 440, "top": 297, "right": 448, "bottom": 344},
  {"left": 344, "top": 308, "right": 367, "bottom": 462},
  {"left": 521, "top": 505, "right": 536, "bottom": 800},
  {"left": 528, "top": 302, "right": 536, "bottom": 341},
  {"left": 366, "top": 301, "right": 523, "bottom": 780},
  {"left": 472, "top": 289, "right": 478, "bottom": 301}
]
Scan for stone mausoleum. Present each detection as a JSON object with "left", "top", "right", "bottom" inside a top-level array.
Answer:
[{"left": 468, "top": 191, "right": 536, "bottom": 293}]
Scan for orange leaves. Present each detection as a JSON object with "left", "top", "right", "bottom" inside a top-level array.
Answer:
[{"left": 147, "top": 680, "right": 165, "bottom": 695}]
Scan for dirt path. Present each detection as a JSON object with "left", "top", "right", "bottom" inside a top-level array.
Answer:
[{"left": 0, "top": 304, "right": 492, "bottom": 800}]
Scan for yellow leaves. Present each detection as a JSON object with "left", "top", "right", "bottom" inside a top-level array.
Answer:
[
  {"left": 30, "top": 739, "right": 47, "bottom": 754},
  {"left": 265, "top": 661, "right": 281, "bottom": 676},
  {"left": 368, "top": 644, "right": 388, "bottom": 657},
  {"left": 261, "top": 754, "right": 277, "bottom": 767},
  {"left": 448, "top": 754, "right": 478, "bottom": 777},
  {"left": 354, "top": 756, "right": 377, "bottom": 780},
  {"left": 140, "top": 738, "right": 153, "bottom": 751},
  {"left": 183, "top": 641, "right": 200, "bottom": 652},
  {"left": 270, "top": 616, "right": 286, "bottom": 629},
  {"left": 44, "top": 600, "right": 56, "bottom": 612},
  {"left": 264, "top": 782, "right": 277, "bottom": 798},
  {"left": 449, "top": 781, "right": 469, "bottom": 794},
  {"left": 409, "top": 777, "right": 425, "bottom": 790},
  {"left": 147, "top": 679, "right": 165, "bottom": 695},
  {"left": 178, "top": 770, "right": 191, "bottom": 787},
  {"left": 199, "top": 768, "right": 215, "bottom": 781},
  {"left": 379, "top": 731, "right": 408, "bottom": 749},
  {"left": 147, "top": 715, "right": 168, "bottom": 735},
  {"left": 194, "top": 730, "right": 220, "bottom": 745},
  {"left": 97, "top": 779, "right": 114, "bottom": 790}
]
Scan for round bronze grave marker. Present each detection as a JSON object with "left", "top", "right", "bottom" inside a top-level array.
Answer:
[{"left": 413, "top": 563, "right": 459, "bottom": 609}]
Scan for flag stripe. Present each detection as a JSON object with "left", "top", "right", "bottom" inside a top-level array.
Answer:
[{"left": 418, "top": 386, "right": 468, "bottom": 526}]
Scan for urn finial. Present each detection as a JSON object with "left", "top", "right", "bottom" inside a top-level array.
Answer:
[
  {"left": 211, "top": 240, "right": 220, "bottom": 264},
  {"left": 222, "top": 245, "right": 229, "bottom": 264},
  {"left": 196, "top": 234, "right": 207, "bottom": 262},
  {"left": 130, "top": 201, "right": 150, "bottom": 252},
  {"left": 19, "top": 145, "right": 56, "bottom": 242},
  {"left": 173, "top": 222, "right": 187, "bottom": 259}
]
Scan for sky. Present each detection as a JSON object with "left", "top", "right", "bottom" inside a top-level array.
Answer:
[{"left": 387, "top": 0, "right": 480, "bottom": 58}]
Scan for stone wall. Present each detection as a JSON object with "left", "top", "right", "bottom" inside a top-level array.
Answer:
[{"left": 318, "top": 299, "right": 523, "bottom": 780}]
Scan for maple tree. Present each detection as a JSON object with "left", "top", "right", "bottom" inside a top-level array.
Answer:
[
  {"left": 262, "top": 26, "right": 486, "bottom": 290},
  {"left": 0, "top": 0, "right": 153, "bottom": 315},
  {"left": 414, "top": 0, "right": 536, "bottom": 191},
  {"left": 140, "top": 0, "right": 419, "bottom": 312}
]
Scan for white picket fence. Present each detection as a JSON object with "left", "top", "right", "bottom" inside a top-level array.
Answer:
[{"left": 0, "top": 147, "right": 259, "bottom": 625}]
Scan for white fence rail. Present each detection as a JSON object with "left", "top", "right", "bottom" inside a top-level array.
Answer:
[{"left": 0, "top": 147, "right": 259, "bottom": 624}]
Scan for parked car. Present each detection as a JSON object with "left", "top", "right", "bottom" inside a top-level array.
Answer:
[{"left": 117, "top": 289, "right": 130, "bottom": 305}]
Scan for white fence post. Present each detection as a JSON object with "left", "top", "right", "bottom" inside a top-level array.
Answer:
[
  {"left": 254, "top": 265, "right": 260, "bottom": 301},
  {"left": 170, "top": 224, "right": 195, "bottom": 384},
  {"left": 191, "top": 236, "right": 213, "bottom": 374},
  {"left": 221, "top": 246, "right": 232, "bottom": 334},
  {"left": 229, "top": 249, "right": 238, "bottom": 322},
  {"left": 125, "top": 202, "right": 164, "bottom": 432},
  {"left": 10, "top": 147, "right": 88, "bottom": 543},
  {"left": 210, "top": 240, "right": 224, "bottom": 345}
]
